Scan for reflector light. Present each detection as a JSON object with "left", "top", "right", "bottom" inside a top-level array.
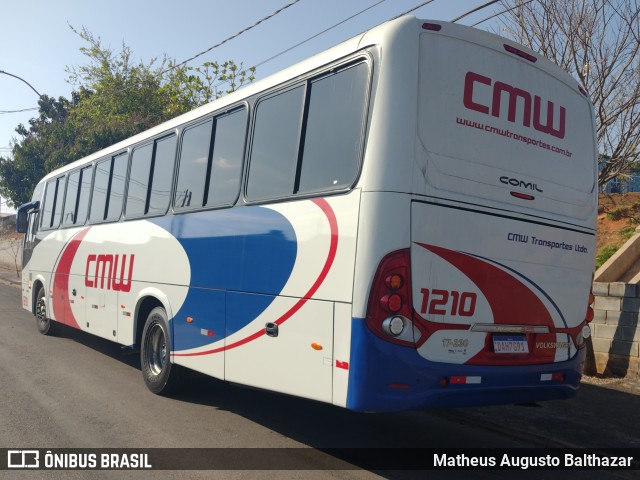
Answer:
[
  {"left": 311, "top": 342, "right": 323, "bottom": 351},
  {"left": 588, "top": 292, "right": 595, "bottom": 305},
  {"left": 450, "top": 376, "right": 482, "bottom": 385},
  {"left": 511, "top": 191, "right": 535, "bottom": 201},
  {"left": 585, "top": 306, "right": 594, "bottom": 323},
  {"left": 503, "top": 44, "right": 537, "bottom": 63},
  {"left": 542, "top": 373, "right": 566, "bottom": 382},
  {"left": 388, "top": 383, "right": 411, "bottom": 389},
  {"left": 422, "top": 23, "right": 442, "bottom": 31}
]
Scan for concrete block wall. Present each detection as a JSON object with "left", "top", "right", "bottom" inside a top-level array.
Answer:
[{"left": 587, "top": 282, "right": 640, "bottom": 379}]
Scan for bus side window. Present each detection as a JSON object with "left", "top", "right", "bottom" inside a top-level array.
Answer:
[
  {"left": 127, "top": 135, "right": 177, "bottom": 218},
  {"left": 175, "top": 119, "right": 213, "bottom": 210},
  {"left": 62, "top": 170, "right": 80, "bottom": 226},
  {"left": 90, "top": 158, "right": 110, "bottom": 222},
  {"left": 126, "top": 144, "right": 153, "bottom": 218},
  {"left": 206, "top": 109, "right": 246, "bottom": 207},
  {"left": 41, "top": 176, "right": 65, "bottom": 230},
  {"left": 75, "top": 166, "right": 92, "bottom": 225},
  {"left": 246, "top": 87, "right": 304, "bottom": 201},
  {"left": 105, "top": 152, "right": 128, "bottom": 222},
  {"left": 296, "top": 62, "right": 368, "bottom": 194},
  {"left": 246, "top": 61, "right": 369, "bottom": 202},
  {"left": 90, "top": 153, "right": 127, "bottom": 223},
  {"left": 147, "top": 135, "right": 176, "bottom": 215}
]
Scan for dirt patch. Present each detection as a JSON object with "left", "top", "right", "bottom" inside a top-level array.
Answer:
[{"left": 597, "top": 193, "right": 640, "bottom": 255}]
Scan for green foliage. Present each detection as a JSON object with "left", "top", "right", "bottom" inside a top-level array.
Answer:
[
  {"left": 163, "top": 61, "right": 256, "bottom": 117},
  {"left": 596, "top": 245, "right": 620, "bottom": 269},
  {"left": 0, "top": 25, "right": 255, "bottom": 207},
  {"left": 595, "top": 226, "right": 638, "bottom": 269},
  {"left": 619, "top": 225, "right": 637, "bottom": 243},
  {"left": 0, "top": 95, "right": 70, "bottom": 205}
]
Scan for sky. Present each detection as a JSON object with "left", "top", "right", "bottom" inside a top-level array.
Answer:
[{"left": 0, "top": 0, "right": 507, "bottom": 212}]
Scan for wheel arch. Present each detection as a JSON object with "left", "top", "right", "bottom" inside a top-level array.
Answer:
[
  {"left": 31, "top": 277, "right": 46, "bottom": 316},
  {"left": 133, "top": 288, "right": 173, "bottom": 348}
]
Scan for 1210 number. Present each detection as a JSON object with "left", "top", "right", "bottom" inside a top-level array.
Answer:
[{"left": 420, "top": 288, "right": 477, "bottom": 317}]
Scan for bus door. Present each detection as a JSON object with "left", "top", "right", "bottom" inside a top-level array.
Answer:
[
  {"left": 16, "top": 200, "right": 41, "bottom": 269},
  {"left": 22, "top": 210, "right": 39, "bottom": 268}
]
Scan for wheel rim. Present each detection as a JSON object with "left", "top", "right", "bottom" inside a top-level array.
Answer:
[
  {"left": 145, "top": 322, "right": 166, "bottom": 376},
  {"left": 36, "top": 296, "right": 47, "bottom": 330}
]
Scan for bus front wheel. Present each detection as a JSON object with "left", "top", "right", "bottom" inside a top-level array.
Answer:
[
  {"left": 140, "top": 306, "right": 183, "bottom": 395},
  {"left": 35, "top": 286, "right": 56, "bottom": 336}
]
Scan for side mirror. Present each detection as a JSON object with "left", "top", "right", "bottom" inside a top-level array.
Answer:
[{"left": 16, "top": 201, "right": 39, "bottom": 234}]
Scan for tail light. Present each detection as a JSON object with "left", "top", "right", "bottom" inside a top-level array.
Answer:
[
  {"left": 585, "top": 289, "right": 595, "bottom": 323},
  {"left": 366, "top": 249, "right": 416, "bottom": 346},
  {"left": 575, "top": 282, "right": 595, "bottom": 348}
]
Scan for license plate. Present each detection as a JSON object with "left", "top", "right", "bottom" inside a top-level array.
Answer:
[{"left": 493, "top": 335, "right": 529, "bottom": 354}]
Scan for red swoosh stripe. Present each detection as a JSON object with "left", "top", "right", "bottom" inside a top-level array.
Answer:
[
  {"left": 52, "top": 227, "right": 91, "bottom": 328},
  {"left": 414, "top": 242, "right": 554, "bottom": 328}
]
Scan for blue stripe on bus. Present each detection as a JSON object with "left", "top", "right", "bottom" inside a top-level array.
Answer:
[
  {"left": 346, "top": 318, "right": 584, "bottom": 412},
  {"left": 151, "top": 207, "right": 297, "bottom": 351}
]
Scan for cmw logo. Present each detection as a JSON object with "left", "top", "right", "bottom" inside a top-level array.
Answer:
[
  {"left": 84, "top": 254, "right": 135, "bottom": 293},
  {"left": 463, "top": 71, "right": 566, "bottom": 139}
]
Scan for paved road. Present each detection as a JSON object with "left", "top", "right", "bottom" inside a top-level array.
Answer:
[{"left": 0, "top": 282, "right": 638, "bottom": 479}]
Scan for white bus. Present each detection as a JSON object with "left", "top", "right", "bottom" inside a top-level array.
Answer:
[{"left": 17, "top": 16, "right": 597, "bottom": 412}]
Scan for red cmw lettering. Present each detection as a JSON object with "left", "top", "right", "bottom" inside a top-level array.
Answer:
[
  {"left": 463, "top": 71, "right": 566, "bottom": 139},
  {"left": 85, "top": 254, "right": 135, "bottom": 292}
]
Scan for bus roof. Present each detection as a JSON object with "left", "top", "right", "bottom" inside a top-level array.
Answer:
[{"left": 40, "top": 15, "right": 587, "bottom": 183}]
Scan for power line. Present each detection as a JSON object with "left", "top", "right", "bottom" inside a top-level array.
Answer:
[
  {"left": 164, "top": 0, "right": 304, "bottom": 74},
  {"left": 390, "top": 0, "right": 438, "bottom": 21},
  {"left": 451, "top": 0, "right": 502, "bottom": 23},
  {"left": 470, "top": 0, "right": 537, "bottom": 27},
  {"left": 70, "top": 0, "right": 304, "bottom": 106},
  {"left": 0, "top": 107, "right": 38, "bottom": 114},
  {"left": 250, "top": 0, "right": 443, "bottom": 76},
  {"left": 253, "top": 0, "right": 388, "bottom": 70}
]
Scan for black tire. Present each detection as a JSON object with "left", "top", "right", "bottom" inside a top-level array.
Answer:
[
  {"left": 140, "top": 306, "right": 183, "bottom": 395},
  {"left": 35, "top": 286, "right": 56, "bottom": 336}
]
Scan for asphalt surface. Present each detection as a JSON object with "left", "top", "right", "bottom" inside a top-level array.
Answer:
[{"left": 0, "top": 276, "right": 638, "bottom": 480}]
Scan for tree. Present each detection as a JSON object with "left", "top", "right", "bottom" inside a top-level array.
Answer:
[
  {"left": 0, "top": 25, "right": 255, "bottom": 207},
  {"left": 163, "top": 60, "right": 256, "bottom": 117},
  {"left": 498, "top": 0, "right": 640, "bottom": 186},
  {"left": 0, "top": 95, "right": 71, "bottom": 206}
]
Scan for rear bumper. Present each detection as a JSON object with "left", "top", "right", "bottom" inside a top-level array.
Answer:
[{"left": 346, "top": 318, "right": 584, "bottom": 412}]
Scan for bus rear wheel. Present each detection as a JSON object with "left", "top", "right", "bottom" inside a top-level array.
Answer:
[
  {"left": 35, "top": 286, "right": 56, "bottom": 336},
  {"left": 140, "top": 306, "right": 183, "bottom": 395}
]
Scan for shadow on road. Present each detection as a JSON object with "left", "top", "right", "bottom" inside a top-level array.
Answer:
[{"left": 49, "top": 322, "right": 640, "bottom": 479}]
